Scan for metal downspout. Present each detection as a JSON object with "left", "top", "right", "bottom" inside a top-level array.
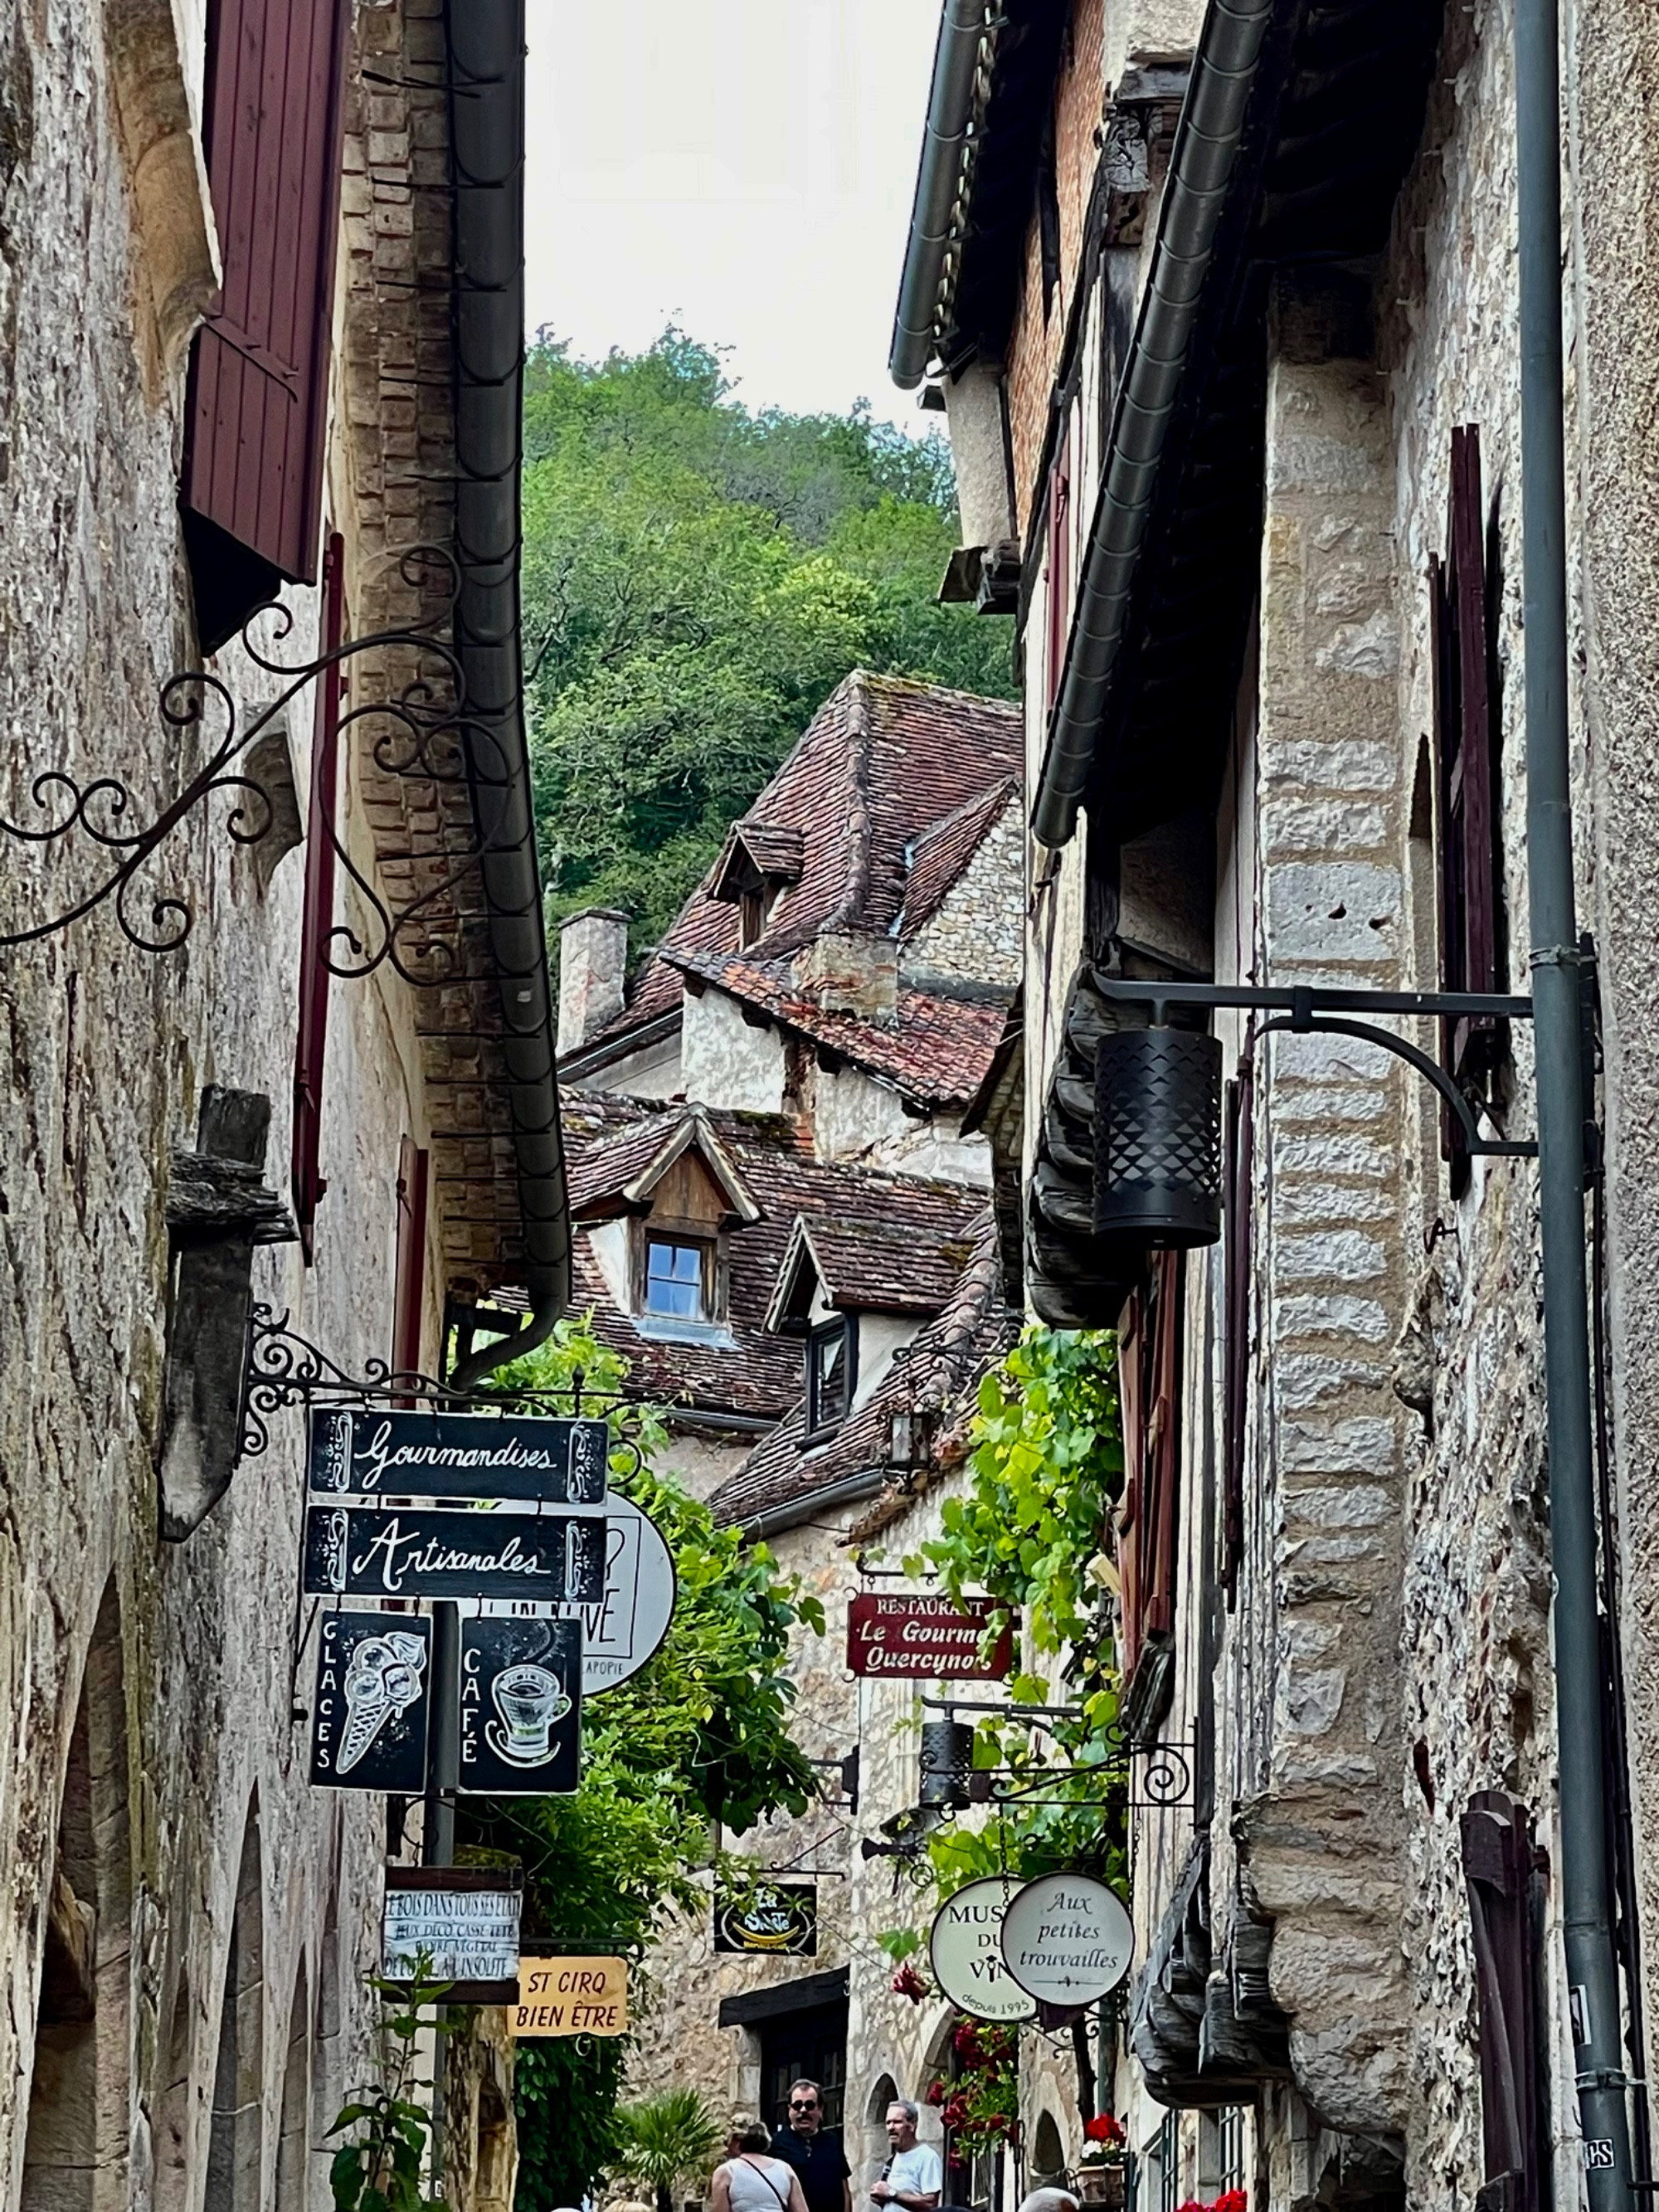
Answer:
[
  {"left": 445, "top": 0, "right": 572, "bottom": 1391},
  {"left": 1514, "top": 0, "right": 1634, "bottom": 2194},
  {"left": 889, "top": 0, "right": 995, "bottom": 392},
  {"left": 1029, "top": 0, "right": 1274, "bottom": 851}
]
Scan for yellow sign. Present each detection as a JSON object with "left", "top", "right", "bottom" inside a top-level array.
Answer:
[{"left": 511, "top": 1956, "right": 629, "bottom": 2039}]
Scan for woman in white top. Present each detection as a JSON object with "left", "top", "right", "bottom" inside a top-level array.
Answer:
[{"left": 713, "top": 2126, "right": 810, "bottom": 2212}]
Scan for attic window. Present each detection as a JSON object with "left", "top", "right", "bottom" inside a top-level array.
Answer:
[
  {"left": 806, "top": 1317, "right": 854, "bottom": 1436},
  {"left": 739, "top": 883, "right": 777, "bottom": 949},
  {"left": 645, "top": 1237, "right": 710, "bottom": 1322}
]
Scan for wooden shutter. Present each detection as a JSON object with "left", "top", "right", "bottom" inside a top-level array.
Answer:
[
  {"left": 182, "top": 0, "right": 350, "bottom": 646},
  {"left": 1221, "top": 1061, "right": 1254, "bottom": 1601},
  {"left": 1461, "top": 1791, "right": 1544, "bottom": 2212},
  {"left": 1045, "top": 419, "right": 1073, "bottom": 715},
  {"left": 290, "top": 533, "right": 344, "bottom": 1262},
  {"left": 1114, "top": 1251, "right": 1181, "bottom": 1683},
  {"left": 1430, "top": 424, "right": 1504, "bottom": 1165},
  {"left": 392, "top": 1138, "right": 430, "bottom": 1386}
]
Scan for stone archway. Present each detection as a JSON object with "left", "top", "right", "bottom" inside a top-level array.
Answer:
[
  {"left": 275, "top": 1958, "right": 309, "bottom": 2212},
  {"left": 1031, "top": 2111, "right": 1067, "bottom": 2185},
  {"left": 205, "top": 1802, "right": 265, "bottom": 2212},
  {"left": 153, "top": 1972, "right": 197, "bottom": 2212},
  {"left": 21, "top": 1578, "right": 133, "bottom": 2212}
]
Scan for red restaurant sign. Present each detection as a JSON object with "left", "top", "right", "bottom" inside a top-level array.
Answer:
[{"left": 846, "top": 1593, "right": 1013, "bottom": 1680}]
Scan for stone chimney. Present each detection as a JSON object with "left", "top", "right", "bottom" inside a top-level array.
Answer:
[
  {"left": 557, "top": 908, "right": 629, "bottom": 1055},
  {"left": 791, "top": 931, "right": 899, "bottom": 1022}
]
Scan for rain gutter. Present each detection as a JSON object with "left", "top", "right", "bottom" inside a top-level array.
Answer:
[
  {"left": 1029, "top": 0, "right": 1276, "bottom": 851},
  {"left": 445, "top": 0, "right": 572, "bottom": 1389},
  {"left": 888, "top": 0, "right": 998, "bottom": 392},
  {"left": 735, "top": 1468, "right": 888, "bottom": 1543}
]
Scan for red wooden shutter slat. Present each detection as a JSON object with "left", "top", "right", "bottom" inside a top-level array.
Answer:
[
  {"left": 1450, "top": 426, "right": 1496, "bottom": 997},
  {"left": 1115, "top": 1288, "right": 1147, "bottom": 1675},
  {"left": 1145, "top": 1250, "right": 1181, "bottom": 1636}
]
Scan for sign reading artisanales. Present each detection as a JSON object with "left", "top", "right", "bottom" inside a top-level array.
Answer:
[
  {"left": 302, "top": 1505, "right": 608, "bottom": 1602},
  {"left": 512, "top": 1956, "right": 629, "bottom": 2039},
  {"left": 309, "top": 1408, "right": 611, "bottom": 1504},
  {"left": 458, "top": 1616, "right": 581, "bottom": 1795},
  {"left": 928, "top": 1877, "right": 1038, "bottom": 2023},
  {"left": 713, "top": 1880, "right": 818, "bottom": 1957},
  {"left": 309, "top": 1610, "right": 431, "bottom": 1792},
  {"left": 483, "top": 1492, "right": 678, "bottom": 1697},
  {"left": 1000, "top": 1872, "right": 1133, "bottom": 2005},
  {"left": 846, "top": 1592, "right": 1013, "bottom": 1680},
  {"left": 382, "top": 1869, "right": 522, "bottom": 1995}
]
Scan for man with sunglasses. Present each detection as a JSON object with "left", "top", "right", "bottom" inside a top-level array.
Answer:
[{"left": 771, "top": 2080, "right": 852, "bottom": 2212}]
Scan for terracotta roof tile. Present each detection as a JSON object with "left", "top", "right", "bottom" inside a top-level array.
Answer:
[{"left": 898, "top": 778, "right": 1019, "bottom": 934}]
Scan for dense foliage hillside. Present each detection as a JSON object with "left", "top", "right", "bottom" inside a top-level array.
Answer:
[{"left": 522, "top": 330, "right": 1016, "bottom": 952}]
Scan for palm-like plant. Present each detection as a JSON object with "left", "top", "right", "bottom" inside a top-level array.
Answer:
[{"left": 612, "top": 2088, "right": 725, "bottom": 2212}]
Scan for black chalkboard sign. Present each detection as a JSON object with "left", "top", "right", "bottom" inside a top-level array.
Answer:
[
  {"left": 302, "top": 1506, "right": 608, "bottom": 1602},
  {"left": 457, "top": 1617, "right": 581, "bottom": 1795},
  {"left": 308, "top": 1409, "right": 611, "bottom": 1504},
  {"left": 309, "top": 1611, "right": 431, "bottom": 1792}
]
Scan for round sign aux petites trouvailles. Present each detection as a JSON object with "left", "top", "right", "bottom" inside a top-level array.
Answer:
[
  {"left": 999, "top": 1872, "right": 1133, "bottom": 2006},
  {"left": 928, "top": 1878, "right": 1038, "bottom": 2023}
]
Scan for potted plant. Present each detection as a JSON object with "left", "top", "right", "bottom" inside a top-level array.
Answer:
[{"left": 1075, "top": 2115, "right": 1127, "bottom": 2208}]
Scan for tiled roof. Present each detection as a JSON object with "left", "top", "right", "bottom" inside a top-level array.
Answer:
[
  {"left": 560, "top": 1091, "right": 996, "bottom": 1423},
  {"left": 770, "top": 1212, "right": 980, "bottom": 1323},
  {"left": 898, "top": 778, "right": 1019, "bottom": 935},
  {"left": 669, "top": 948, "right": 1011, "bottom": 1106},
  {"left": 711, "top": 820, "right": 805, "bottom": 898},
  {"left": 566, "top": 1110, "right": 760, "bottom": 1224},
  {"left": 710, "top": 1213, "right": 1014, "bottom": 1528},
  {"left": 584, "top": 670, "right": 1023, "bottom": 1060}
]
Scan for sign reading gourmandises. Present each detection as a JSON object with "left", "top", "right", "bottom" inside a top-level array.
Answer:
[
  {"left": 302, "top": 1505, "right": 609, "bottom": 1602},
  {"left": 309, "top": 1408, "right": 610, "bottom": 1503},
  {"left": 846, "top": 1592, "right": 1012, "bottom": 1680}
]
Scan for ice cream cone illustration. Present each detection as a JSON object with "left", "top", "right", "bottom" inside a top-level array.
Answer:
[{"left": 338, "top": 1630, "right": 426, "bottom": 1773}]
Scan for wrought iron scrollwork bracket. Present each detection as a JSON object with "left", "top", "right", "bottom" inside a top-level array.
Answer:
[
  {"left": 920, "top": 1693, "right": 1196, "bottom": 1810},
  {"left": 1, "top": 545, "right": 516, "bottom": 985},
  {"left": 1090, "top": 974, "right": 1545, "bottom": 1159},
  {"left": 241, "top": 1304, "right": 637, "bottom": 1469}
]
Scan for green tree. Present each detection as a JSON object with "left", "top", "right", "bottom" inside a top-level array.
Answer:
[
  {"left": 612, "top": 2088, "right": 725, "bottom": 2212},
  {"left": 463, "top": 1318, "right": 824, "bottom": 2210},
  {"left": 522, "top": 329, "right": 1015, "bottom": 950}
]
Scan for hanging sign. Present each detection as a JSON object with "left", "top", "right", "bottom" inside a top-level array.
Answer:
[
  {"left": 309, "top": 1408, "right": 611, "bottom": 1504},
  {"left": 458, "top": 1616, "right": 581, "bottom": 1795},
  {"left": 309, "top": 1610, "right": 431, "bottom": 1792},
  {"left": 302, "top": 1505, "right": 608, "bottom": 1602},
  {"left": 713, "top": 1880, "right": 818, "bottom": 1956},
  {"left": 382, "top": 1869, "right": 522, "bottom": 2000},
  {"left": 482, "top": 1492, "right": 677, "bottom": 1696},
  {"left": 512, "top": 1956, "right": 629, "bottom": 2039},
  {"left": 1000, "top": 1873, "right": 1134, "bottom": 2005},
  {"left": 928, "top": 1877, "right": 1038, "bottom": 2023},
  {"left": 846, "top": 1593, "right": 1013, "bottom": 1680}
]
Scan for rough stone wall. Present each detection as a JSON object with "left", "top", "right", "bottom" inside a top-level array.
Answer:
[{"left": 904, "top": 799, "right": 1024, "bottom": 992}]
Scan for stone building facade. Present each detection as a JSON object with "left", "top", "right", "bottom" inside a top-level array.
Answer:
[
  {"left": 0, "top": 0, "right": 557, "bottom": 2203},
  {"left": 896, "top": 0, "right": 1659, "bottom": 2205}
]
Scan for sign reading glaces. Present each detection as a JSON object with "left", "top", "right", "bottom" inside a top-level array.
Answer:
[
  {"left": 928, "top": 1877, "right": 1038, "bottom": 2022},
  {"left": 309, "top": 1610, "right": 431, "bottom": 1792}
]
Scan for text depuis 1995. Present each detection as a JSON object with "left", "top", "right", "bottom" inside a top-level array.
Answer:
[{"left": 928, "top": 1877, "right": 1038, "bottom": 2023}]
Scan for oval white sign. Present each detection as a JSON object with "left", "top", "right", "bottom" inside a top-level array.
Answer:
[
  {"left": 478, "top": 1493, "right": 676, "bottom": 1695},
  {"left": 928, "top": 1878, "right": 1038, "bottom": 2023},
  {"left": 999, "top": 1872, "right": 1133, "bottom": 2005}
]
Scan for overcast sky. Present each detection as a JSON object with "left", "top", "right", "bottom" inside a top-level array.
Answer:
[{"left": 523, "top": 0, "right": 941, "bottom": 431}]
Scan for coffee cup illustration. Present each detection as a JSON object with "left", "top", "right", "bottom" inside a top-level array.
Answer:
[{"left": 488, "top": 1662, "right": 571, "bottom": 1766}]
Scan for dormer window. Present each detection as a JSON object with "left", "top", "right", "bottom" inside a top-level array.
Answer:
[
  {"left": 645, "top": 1236, "right": 710, "bottom": 1323},
  {"left": 710, "top": 819, "right": 804, "bottom": 950},
  {"left": 806, "top": 1316, "right": 855, "bottom": 1436}
]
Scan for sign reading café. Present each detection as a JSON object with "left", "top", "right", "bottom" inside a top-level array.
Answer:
[{"left": 846, "top": 1592, "right": 1013, "bottom": 1681}]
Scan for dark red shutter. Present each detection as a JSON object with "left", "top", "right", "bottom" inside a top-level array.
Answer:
[
  {"left": 183, "top": 0, "right": 349, "bottom": 642},
  {"left": 1222, "top": 1061, "right": 1254, "bottom": 1600},
  {"left": 1046, "top": 421, "right": 1073, "bottom": 714},
  {"left": 1114, "top": 1251, "right": 1181, "bottom": 1681},
  {"left": 1462, "top": 1792, "right": 1545, "bottom": 2212},
  {"left": 392, "top": 1139, "right": 430, "bottom": 1387},
  {"left": 290, "top": 532, "right": 344, "bottom": 1262}
]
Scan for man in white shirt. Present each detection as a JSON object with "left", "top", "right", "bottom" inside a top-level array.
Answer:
[{"left": 869, "top": 2102, "right": 942, "bottom": 2212}]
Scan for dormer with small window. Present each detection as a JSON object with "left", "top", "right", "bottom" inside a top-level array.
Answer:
[
  {"left": 708, "top": 820, "right": 805, "bottom": 950},
  {"left": 567, "top": 1110, "right": 761, "bottom": 1343}
]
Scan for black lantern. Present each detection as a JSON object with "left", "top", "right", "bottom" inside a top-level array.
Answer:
[
  {"left": 1093, "top": 1026, "right": 1223, "bottom": 1247},
  {"left": 918, "top": 1718, "right": 975, "bottom": 1811}
]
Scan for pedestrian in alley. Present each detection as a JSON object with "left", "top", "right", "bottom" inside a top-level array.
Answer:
[
  {"left": 713, "top": 2125, "right": 811, "bottom": 2212},
  {"left": 870, "top": 2102, "right": 942, "bottom": 2212},
  {"left": 771, "top": 2079, "right": 853, "bottom": 2212}
]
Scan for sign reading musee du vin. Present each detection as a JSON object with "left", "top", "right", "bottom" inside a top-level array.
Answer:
[
  {"left": 303, "top": 1505, "right": 608, "bottom": 1602},
  {"left": 846, "top": 1593, "right": 1013, "bottom": 1680},
  {"left": 309, "top": 1409, "right": 610, "bottom": 1504}
]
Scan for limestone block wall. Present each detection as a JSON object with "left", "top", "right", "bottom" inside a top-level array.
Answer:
[{"left": 905, "top": 801, "right": 1024, "bottom": 992}]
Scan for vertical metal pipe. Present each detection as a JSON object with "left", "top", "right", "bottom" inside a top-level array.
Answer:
[
  {"left": 1515, "top": 0, "right": 1634, "bottom": 2194},
  {"left": 421, "top": 1599, "right": 460, "bottom": 2190}
]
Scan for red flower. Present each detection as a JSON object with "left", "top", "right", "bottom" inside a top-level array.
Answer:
[
  {"left": 1213, "top": 2192, "right": 1248, "bottom": 2212},
  {"left": 925, "top": 2080, "right": 946, "bottom": 2107},
  {"left": 890, "top": 1962, "right": 931, "bottom": 2003},
  {"left": 1083, "top": 2116, "right": 1126, "bottom": 2146}
]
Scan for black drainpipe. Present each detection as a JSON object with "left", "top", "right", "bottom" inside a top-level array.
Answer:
[{"left": 445, "top": 0, "right": 572, "bottom": 1390}]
